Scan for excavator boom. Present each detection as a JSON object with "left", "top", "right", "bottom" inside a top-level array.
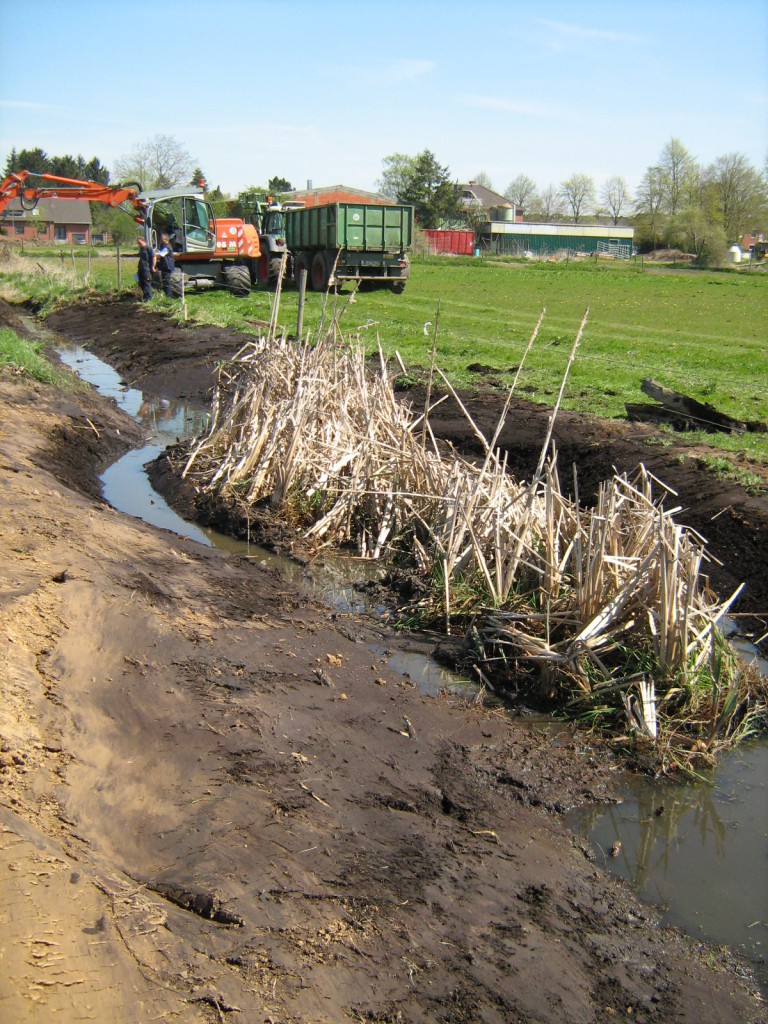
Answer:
[{"left": 0, "top": 170, "right": 147, "bottom": 217}]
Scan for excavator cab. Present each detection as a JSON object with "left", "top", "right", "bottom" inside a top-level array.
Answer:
[{"left": 143, "top": 190, "right": 216, "bottom": 255}]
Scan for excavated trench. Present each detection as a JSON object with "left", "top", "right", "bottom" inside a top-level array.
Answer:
[{"left": 54, "top": 328, "right": 768, "bottom": 996}]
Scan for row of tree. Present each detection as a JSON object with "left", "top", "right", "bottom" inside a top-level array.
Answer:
[
  {"left": 4, "top": 147, "right": 109, "bottom": 185},
  {"left": 375, "top": 140, "right": 768, "bottom": 263},
  {"left": 4, "top": 134, "right": 766, "bottom": 262},
  {"left": 501, "top": 141, "right": 768, "bottom": 247},
  {"left": 2, "top": 137, "right": 204, "bottom": 192}
]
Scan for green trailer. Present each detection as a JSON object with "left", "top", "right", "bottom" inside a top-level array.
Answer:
[{"left": 284, "top": 202, "right": 413, "bottom": 293}]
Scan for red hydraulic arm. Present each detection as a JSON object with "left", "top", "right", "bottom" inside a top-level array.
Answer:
[{"left": 0, "top": 171, "right": 147, "bottom": 220}]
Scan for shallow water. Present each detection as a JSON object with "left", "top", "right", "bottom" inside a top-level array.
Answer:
[
  {"left": 55, "top": 342, "right": 475, "bottom": 698},
  {"left": 57, "top": 338, "right": 768, "bottom": 994},
  {"left": 568, "top": 685, "right": 768, "bottom": 992}
]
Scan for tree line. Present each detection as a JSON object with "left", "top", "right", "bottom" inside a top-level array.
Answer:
[
  {"left": 4, "top": 134, "right": 767, "bottom": 263},
  {"left": 4, "top": 147, "right": 109, "bottom": 185},
  {"left": 378, "top": 140, "right": 767, "bottom": 264}
]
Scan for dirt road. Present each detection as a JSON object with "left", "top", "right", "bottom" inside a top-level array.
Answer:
[{"left": 1, "top": 296, "right": 765, "bottom": 1022}]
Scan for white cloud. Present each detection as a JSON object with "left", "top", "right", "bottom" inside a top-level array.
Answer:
[
  {"left": 461, "top": 94, "right": 566, "bottom": 119},
  {"left": 533, "top": 19, "right": 646, "bottom": 45},
  {"left": 0, "top": 99, "right": 58, "bottom": 111},
  {"left": 389, "top": 59, "right": 435, "bottom": 82},
  {"left": 329, "top": 58, "right": 435, "bottom": 83}
]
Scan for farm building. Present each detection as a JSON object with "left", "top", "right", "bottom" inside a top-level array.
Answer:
[
  {"left": 478, "top": 220, "right": 635, "bottom": 258},
  {"left": 0, "top": 197, "right": 93, "bottom": 245},
  {"left": 282, "top": 184, "right": 394, "bottom": 208},
  {"left": 459, "top": 181, "right": 523, "bottom": 222},
  {"left": 739, "top": 231, "right": 767, "bottom": 259}
]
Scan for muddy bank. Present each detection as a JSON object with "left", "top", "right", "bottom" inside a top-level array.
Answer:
[{"left": 0, "top": 295, "right": 764, "bottom": 1022}]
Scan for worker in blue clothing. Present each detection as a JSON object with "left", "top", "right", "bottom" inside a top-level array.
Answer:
[
  {"left": 136, "top": 236, "right": 154, "bottom": 302},
  {"left": 153, "top": 233, "right": 176, "bottom": 297}
]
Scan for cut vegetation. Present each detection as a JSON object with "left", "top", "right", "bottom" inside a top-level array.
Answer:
[{"left": 176, "top": 286, "right": 767, "bottom": 775}]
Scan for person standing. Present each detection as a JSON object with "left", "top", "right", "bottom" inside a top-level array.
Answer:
[
  {"left": 153, "top": 233, "right": 176, "bottom": 298},
  {"left": 136, "top": 236, "right": 154, "bottom": 302}
]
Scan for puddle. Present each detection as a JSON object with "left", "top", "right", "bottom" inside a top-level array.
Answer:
[
  {"left": 568, "top": 739, "right": 768, "bottom": 992},
  {"left": 568, "top": 641, "right": 768, "bottom": 994},
  {"left": 569, "top": 620, "right": 768, "bottom": 993}
]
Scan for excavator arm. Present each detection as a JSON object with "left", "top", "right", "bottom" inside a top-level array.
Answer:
[
  {"left": 1, "top": 170, "right": 261, "bottom": 294},
  {"left": 0, "top": 171, "right": 147, "bottom": 220}
]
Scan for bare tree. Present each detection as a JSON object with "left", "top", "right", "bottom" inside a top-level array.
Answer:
[
  {"left": 633, "top": 166, "right": 665, "bottom": 248},
  {"left": 530, "top": 184, "right": 565, "bottom": 222},
  {"left": 113, "top": 134, "right": 195, "bottom": 189},
  {"left": 600, "top": 176, "right": 629, "bottom": 224},
  {"left": 559, "top": 173, "right": 595, "bottom": 223},
  {"left": 503, "top": 174, "right": 538, "bottom": 211},
  {"left": 471, "top": 171, "right": 494, "bottom": 190},
  {"left": 657, "top": 138, "right": 698, "bottom": 216}
]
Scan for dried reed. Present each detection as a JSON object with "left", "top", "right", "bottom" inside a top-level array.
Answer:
[{"left": 178, "top": 293, "right": 767, "bottom": 772}]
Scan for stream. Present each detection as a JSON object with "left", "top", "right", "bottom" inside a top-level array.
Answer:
[
  {"left": 57, "top": 339, "right": 768, "bottom": 995},
  {"left": 55, "top": 343, "right": 475, "bottom": 698}
]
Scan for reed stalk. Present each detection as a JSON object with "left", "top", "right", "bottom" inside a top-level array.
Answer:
[{"left": 176, "top": 294, "right": 767, "bottom": 772}]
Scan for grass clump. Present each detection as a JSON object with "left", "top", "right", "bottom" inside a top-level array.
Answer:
[
  {"left": 0, "top": 328, "right": 75, "bottom": 388},
  {"left": 696, "top": 454, "right": 766, "bottom": 496}
]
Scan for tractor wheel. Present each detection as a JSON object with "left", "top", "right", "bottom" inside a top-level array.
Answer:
[
  {"left": 269, "top": 258, "right": 284, "bottom": 285},
  {"left": 311, "top": 252, "right": 329, "bottom": 292},
  {"left": 169, "top": 269, "right": 185, "bottom": 298},
  {"left": 257, "top": 254, "right": 271, "bottom": 286},
  {"left": 223, "top": 264, "right": 251, "bottom": 297}
]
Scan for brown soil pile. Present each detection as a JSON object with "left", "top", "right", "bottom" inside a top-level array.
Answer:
[{"left": 0, "top": 295, "right": 765, "bottom": 1022}]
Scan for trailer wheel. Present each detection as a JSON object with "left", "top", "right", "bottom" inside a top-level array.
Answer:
[
  {"left": 169, "top": 269, "right": 185, "bottom": 298},
  {"left": 311, "top": 252, "right": 329, "bottom": 292},
  {"left": 223, "top": 265, "right": 251, "bottom": 297},
  {"left": 389, "top": 281, "right": 406, "bottom": 294}
]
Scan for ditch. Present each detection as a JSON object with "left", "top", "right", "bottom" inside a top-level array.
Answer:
[{"left": 57, "top": 337, "right": 768, "bottom": 997}]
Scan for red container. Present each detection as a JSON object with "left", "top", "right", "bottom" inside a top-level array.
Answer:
[{"left": 423, "top": 229, "right": 475, "bottom": 255}]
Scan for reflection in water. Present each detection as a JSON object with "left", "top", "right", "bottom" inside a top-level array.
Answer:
[
  {"left": 57, "top": 345, "right": 210, "bottom": 446},
  {"left": 569, "top": 740, "right": 768, "bottom": 991},
  {"left": 100, "top": 444, "right": 212, "bottom": 545}
]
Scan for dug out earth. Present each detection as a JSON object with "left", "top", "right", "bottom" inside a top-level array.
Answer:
[{"left": 0, "top": 295, "right": 766, "bottom": 1023}]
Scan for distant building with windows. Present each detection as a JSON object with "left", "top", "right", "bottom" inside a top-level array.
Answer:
[{"left": 0, "top": 198, "right": 92, "bottom": 245}]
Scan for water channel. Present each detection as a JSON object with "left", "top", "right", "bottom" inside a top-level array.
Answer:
[{"left": 56, "top": 339, "right": 768, "bottom": 995}]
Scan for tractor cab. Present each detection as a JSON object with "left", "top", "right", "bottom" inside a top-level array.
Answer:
[{"left": 261, "top": 205, "right": 286, "bottom": 237}]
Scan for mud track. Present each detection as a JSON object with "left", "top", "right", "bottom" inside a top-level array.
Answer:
[{"left": 0, "top": 295, "right": 765, "bottom": 1023}]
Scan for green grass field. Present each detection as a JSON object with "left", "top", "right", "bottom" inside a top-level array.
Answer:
[{"left": 3, "top": 249, "right": 767, "bottom": 464}]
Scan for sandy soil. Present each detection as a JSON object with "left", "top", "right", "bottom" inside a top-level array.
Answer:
[{"left": 0, "top": 295, "right": 765, "bottom": 1023}]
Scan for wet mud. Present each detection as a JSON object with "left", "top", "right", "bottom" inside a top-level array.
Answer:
[{"left": 0, "top": 295, "right": 765, "bottom": 1022}]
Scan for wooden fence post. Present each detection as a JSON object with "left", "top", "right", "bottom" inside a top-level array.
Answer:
[{"left": 296, "top": 268, "right": 307, "bottom": 339}]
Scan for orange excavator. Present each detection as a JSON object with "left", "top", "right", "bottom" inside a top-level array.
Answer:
[{"left": 0, "top": 170, "right": 260, "bottom": 296}]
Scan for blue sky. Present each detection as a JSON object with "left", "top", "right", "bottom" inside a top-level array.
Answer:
[{"left": 1, "top": 0, "right": 766, "bottom": 199}]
